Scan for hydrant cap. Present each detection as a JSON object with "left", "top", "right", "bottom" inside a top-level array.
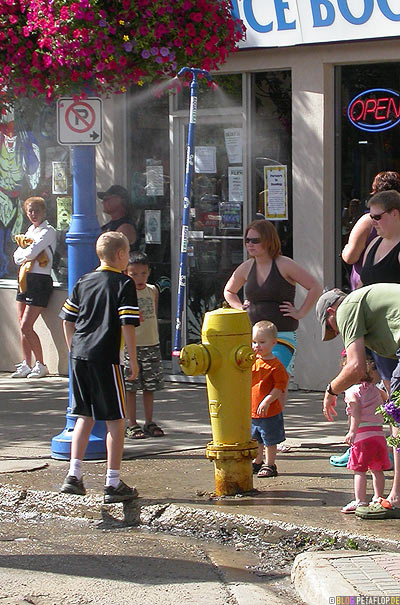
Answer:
[{"left": 202, "top": 308, "right": 252, "bottom": 339}]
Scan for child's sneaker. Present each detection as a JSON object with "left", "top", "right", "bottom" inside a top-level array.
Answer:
[
  {"left": 104, "top": 480, "right": 138, "bottom": 504},
  {"left": 60, "top": 475, "right": 86, "bottom": 496},
  {"left": 11, "top": 360, "right": 32, "bottom": 378},
  {"left": 27, "top": 361, "right": 49, "bottom": 378}
]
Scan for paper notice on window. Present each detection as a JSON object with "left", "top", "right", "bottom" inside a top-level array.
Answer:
[
  {"left": 195, "top": 146, "right": 216, "bottom": 174},
  {"left": 146, "top": 160, "right": 164, "bottom": 196},
  {"left": 145, "top": 209, "right": 161, "bottom": 244},
  {"left": 228, "top": 166, "right": 243, "bottom": 202},
  {"left": 224, "top": 128, "right": 242, "bottom": 164},
  {"left": 52, "top": 161, "right": 67, "bottom": 194},
  {"left": 264, "top": 165, "right": 288, "bottom": 220}
]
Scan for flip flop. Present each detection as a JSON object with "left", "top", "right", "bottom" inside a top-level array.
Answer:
[
  {"left": 341, "top": 500, "right": 367, "bottom": 514},
  {"left": 355, "top": 498, "right": 400, "bottom": 520}
]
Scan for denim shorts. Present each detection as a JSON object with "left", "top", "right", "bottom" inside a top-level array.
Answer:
[{"left": 251, "top": 413, "right": 285, "bottom": 447}]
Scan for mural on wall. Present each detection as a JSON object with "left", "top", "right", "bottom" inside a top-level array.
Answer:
[{"left": 0, "top": 110, "right": 40, "bottom": 277}]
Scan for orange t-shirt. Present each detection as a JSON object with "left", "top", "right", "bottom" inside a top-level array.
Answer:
[{"left": 251, "top": 356, "right": 289, "bottom": 419}]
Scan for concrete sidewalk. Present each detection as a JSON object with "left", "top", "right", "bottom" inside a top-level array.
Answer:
[{"left": 0, "top": 373, "right": 399, "bottom": 603}]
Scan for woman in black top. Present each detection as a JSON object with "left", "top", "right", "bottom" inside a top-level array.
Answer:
[
  {"left": 360, "top": 189, "right": 400, "bottom": 390},
  {"left": 224, "top": 219, "right": 321, "bottom": 372}
]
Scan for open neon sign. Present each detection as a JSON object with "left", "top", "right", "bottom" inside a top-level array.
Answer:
[{"left": 347, "top": 88, "right": 400, "bottom": 133}]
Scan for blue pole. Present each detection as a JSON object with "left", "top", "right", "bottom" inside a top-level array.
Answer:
[
  {"left": 172, "top": 67, "right": 212, "bottom": 357},
  {"left": 51, "top": 144, "right": 105, "bottom": 460}
]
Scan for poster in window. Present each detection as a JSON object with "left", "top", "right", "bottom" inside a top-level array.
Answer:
[
  {"left": 264, "top": 165, "right": 288, "bottom": 220},
  {"left": 145, "top": 209, "right": 161, "bottom": 244},
  {"left": 146, "top": 159, "right": 164, "bottom": 196},
  {"left": 57, "top": 196, "right": 72, "bottom": 231},
  {"left": 52, "top": 161, "right": 67, "bottom": 194},
  {"left": 194, "top": 146, "right": 216, "bottom": 174},
  {"left": 228, "top": 166, "right": 243, "bottom": 202},
  {"left": 224, "top": 128, "right": 242, "bottom": 164},
  {"left": 219, "top": 202, "right": 241, "bottom": 230}
]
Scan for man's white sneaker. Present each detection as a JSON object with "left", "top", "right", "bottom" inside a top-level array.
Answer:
[
  {"left": 11, "top": 360, "right": 32, "bottom": 378},
  {"left": 27, "top": 361, "right": 49, "bottom": 379}
]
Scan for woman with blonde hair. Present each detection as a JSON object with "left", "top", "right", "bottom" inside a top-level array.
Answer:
[
  {"left": 224, "top": 219, "right": 321, "bottom": 374},
  {"left": 12, "top": 196, "right": 56, "bottom": 378}
]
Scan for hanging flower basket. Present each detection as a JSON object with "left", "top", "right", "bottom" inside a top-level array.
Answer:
[{"left": 0, "top": 0, "right": 245, "bottom": 107}]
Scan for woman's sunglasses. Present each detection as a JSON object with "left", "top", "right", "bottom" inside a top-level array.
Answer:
[
  {"left": 370, "top": 210, "right": 390, "bottom": 221},
  {"left": 245, "top": 237, "right": 261, "bottom": 244}
]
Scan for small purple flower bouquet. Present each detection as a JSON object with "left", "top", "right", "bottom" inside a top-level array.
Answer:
[{"left": 377, "top": 391, "right": 400, "bottom": 451}]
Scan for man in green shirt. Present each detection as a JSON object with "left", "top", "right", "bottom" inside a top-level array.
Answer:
[{"left": 316, "top": 283, "right": 400, "bottom": 519}]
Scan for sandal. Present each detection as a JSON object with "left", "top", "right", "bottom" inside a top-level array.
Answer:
[
  {"left": 341, "top": 499, "right": 367, "bottom": 514},
  {"left": 257, "top": 464, "right": 278, "bottom": 478},
  {"left": 125, "top": 424, "right": 146, "bottom": 440},
  {"left": 252, "top": 462, "right": 263, "bottom": 474},
  {"left": 143, "top": 422, "right": 165, "bottom": 437}
]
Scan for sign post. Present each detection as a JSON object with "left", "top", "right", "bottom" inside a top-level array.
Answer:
[{"left": 51, "top": 98, "right": 104, "bottom": 460}]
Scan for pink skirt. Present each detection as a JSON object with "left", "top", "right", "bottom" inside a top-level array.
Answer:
[{"left": 348, "top": 434, "right": 391, "bottom": 472}]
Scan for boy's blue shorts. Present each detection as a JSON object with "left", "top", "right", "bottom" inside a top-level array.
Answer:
[{"left": 251, "top": 413, "right": 285, "bottom": 447}]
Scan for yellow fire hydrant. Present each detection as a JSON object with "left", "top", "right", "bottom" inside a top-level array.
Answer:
[{"left": 179, "top": 307, "right": 258, "bottom": 496}]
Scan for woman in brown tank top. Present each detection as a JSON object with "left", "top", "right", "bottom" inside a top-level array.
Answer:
[{"left": 224, "top": 220, "right": 322, "bottom": 371}]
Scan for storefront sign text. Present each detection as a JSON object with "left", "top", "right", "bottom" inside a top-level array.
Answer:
[
  {"left": 232, "top": 0, "right": 400, "bottom": 48},
  {"left": 348, "top": 88, "right": 400, "bottom": 132}
]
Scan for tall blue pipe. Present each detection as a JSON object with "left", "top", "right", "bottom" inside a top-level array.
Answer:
[
  {"left": 172, "top": 67, "right": 212, "bottom": 356},
  {"left": 51, "top": 145, "right": 105, "bottom": 460}
]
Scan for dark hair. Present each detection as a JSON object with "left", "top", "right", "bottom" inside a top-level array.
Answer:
[
  {"left": 367, "top": 190, "right": 400, "bottom": 212},
  {"left": 371, "top": 171, "right": 400, "bottom": 194},
  {"left": 128, "top": 251, "right": 150, "bottom": 267},
  {"left": 245, "top": 219, "right": 281, "bottom": 259}
]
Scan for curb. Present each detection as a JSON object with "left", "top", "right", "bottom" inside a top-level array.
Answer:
[
  {"left": 1, "top": 485, "right": 398, "bottom": 553},
  {"left": 292, "top": 551, "right": 400, "bottom": 604}
]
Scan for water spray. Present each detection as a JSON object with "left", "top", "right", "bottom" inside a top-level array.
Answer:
[{"left": 172, "top": 67, "right": 213, "bottom": 357}]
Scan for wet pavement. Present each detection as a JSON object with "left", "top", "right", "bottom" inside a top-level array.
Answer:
[{"left": 1, "top": 374, "right": 400, "bottom": 603}]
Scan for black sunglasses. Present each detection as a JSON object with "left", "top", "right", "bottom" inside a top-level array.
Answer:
[
  {"left": 245, "top": 237, "right": 261, "bottom": 244},
  {"left": 370, "top": 210, "right": 390, "bottom": 221}
]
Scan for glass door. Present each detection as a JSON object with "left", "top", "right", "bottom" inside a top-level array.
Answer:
[{"left": 177, "top": 116, "right": 246, "bottom": 345}]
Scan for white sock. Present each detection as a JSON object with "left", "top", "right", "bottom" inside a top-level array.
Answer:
[
  {"left": 69, "top": 458, "right": 83, "bottom": 480},
  {"left": 106, "top": 469, "right": 120, "bottom": 488}
]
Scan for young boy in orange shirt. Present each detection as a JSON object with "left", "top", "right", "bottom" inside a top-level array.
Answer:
[{"left": 251, "top": 320, "right": 289, "bottom": 478}]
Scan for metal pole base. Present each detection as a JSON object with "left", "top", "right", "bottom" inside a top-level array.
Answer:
[{"left": 51, "top": 411, "right": 106, "bottom": 460}]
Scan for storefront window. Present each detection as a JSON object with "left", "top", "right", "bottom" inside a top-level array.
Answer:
[
  {"left": 336, "top": 62, "right": 400, "bottom": 289},
  {"left": 127, "top": 87, "right": 171, "bottom": 360},
  {"left": 252, "top": 71, "right": 292, "bottom": 256},
  {"left": 0, "top": 99, "right": 71, "bottom": 285}
]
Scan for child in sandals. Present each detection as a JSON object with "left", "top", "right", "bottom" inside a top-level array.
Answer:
[
  {"left": 251, "top": 321, "right": 289, "bottom": 478},
  {"left": 341, "top": 353, "right": 391, "bottom": 513},
  {"left": 124, "top": 253, "right": 165, "bottom": 440}
]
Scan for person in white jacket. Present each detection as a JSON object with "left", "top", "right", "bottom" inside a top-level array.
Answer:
[{"left": 12, "top": 196, "right": 56, "bottom": 378}]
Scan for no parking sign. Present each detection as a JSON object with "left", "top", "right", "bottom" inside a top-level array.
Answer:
[{"left": 57, "top": 97, "right": 103, "bottom": 145}]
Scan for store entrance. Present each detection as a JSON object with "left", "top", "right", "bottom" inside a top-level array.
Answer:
[{"left": 176, "top": 115, "right": 246, "bottom": 346}]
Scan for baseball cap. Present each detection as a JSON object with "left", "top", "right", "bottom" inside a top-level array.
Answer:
[
  {"left": 315, "top": 288, "right": 346, "bottom": 341},
  {"left": 97, "top": 185, "right": 129, "bottom": 201}
]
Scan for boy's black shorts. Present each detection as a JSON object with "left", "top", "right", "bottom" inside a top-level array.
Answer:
[
  {"left": 70, "top": 358, "right": 126, "bottom": 420},
  {"left": 16, "top": 273, "right": 53, "bottom": 307}
]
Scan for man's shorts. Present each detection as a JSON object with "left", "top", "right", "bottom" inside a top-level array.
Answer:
[
  {"left": 251, "top": 413, "right": 285, "bottom": 447},
  {"left": 124, "top": 344, "right": 164, "bottom": 392},
  {"left": 370, "top": 350, "right": 397, "bottom": 381},
  {"left": 70, "top": 358, "right": 126, "bottom": 420},
  {"left": 16, "top": 273, "right": 53, "bottom": 307}
]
